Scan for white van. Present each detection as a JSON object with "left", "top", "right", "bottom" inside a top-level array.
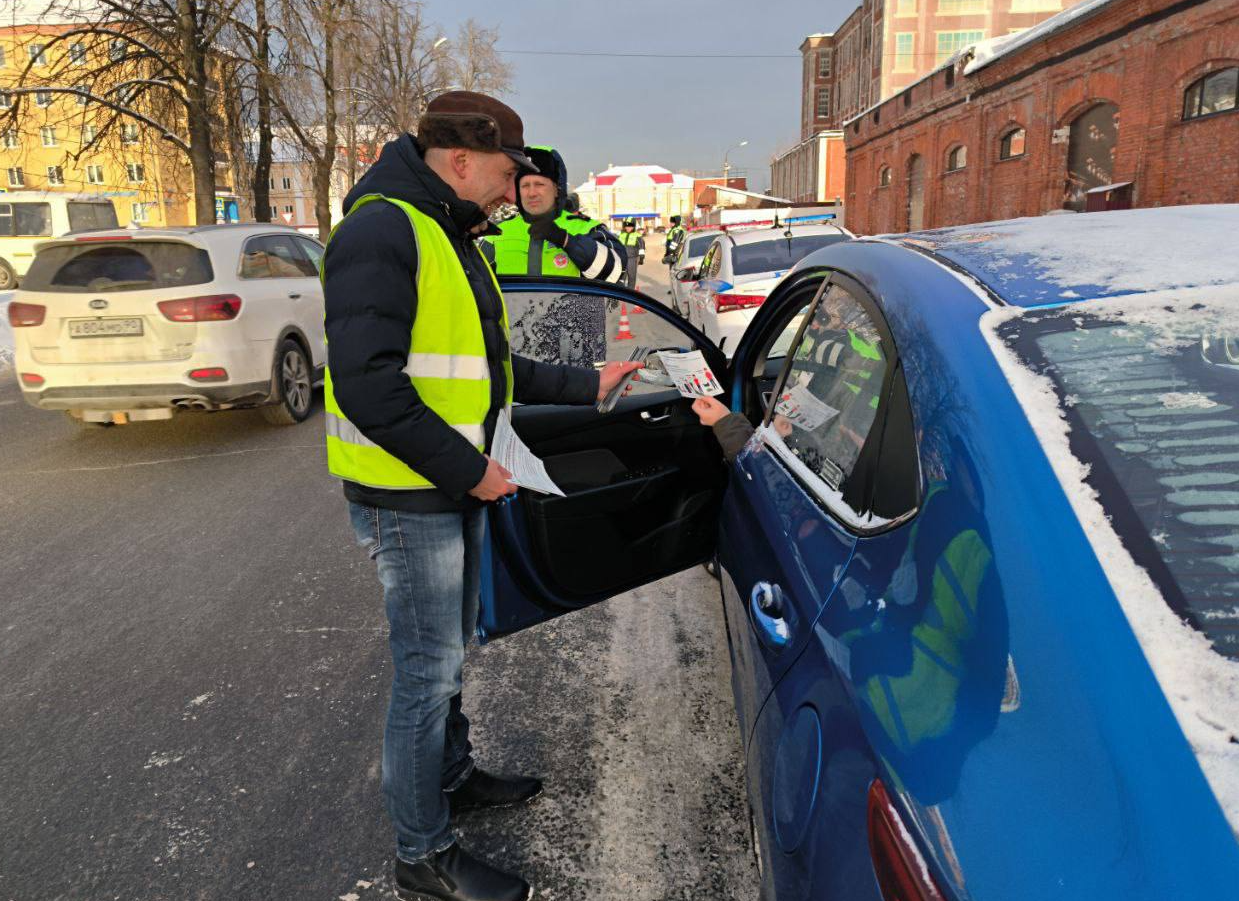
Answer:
[{"left": 0, "top": 192, "right": 120, "bottom": 290}]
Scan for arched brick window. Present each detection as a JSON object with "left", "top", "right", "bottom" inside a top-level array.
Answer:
[
  {"left": 945, "top": 145, "right": 967, "bottom": 172},
  {"left": 999, "top": 127, "right": 1026, "bottom": 160},
  {"left": 878, "top": 165, "right": 892, "bottom": 187},
  {"left": 1183, "top": 67, "right": 1238, "bottom": 120}
]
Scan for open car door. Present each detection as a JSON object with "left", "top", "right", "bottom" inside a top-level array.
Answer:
[{"left": 479, "top": 276, "right": 731, "bottom": 639}]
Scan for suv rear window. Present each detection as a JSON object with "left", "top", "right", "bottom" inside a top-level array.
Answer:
[
  {"left": 22, "top": 241, "right": 214, "bottom": 292},
  {"left": 731, "top": 234, "right": 848, "bottom": 276},
  {"left": 67, "top": 202, "right": 119, "bottom": 233},
  {"left": 688, "top": 234, "right": 716, "bottom": 257}
]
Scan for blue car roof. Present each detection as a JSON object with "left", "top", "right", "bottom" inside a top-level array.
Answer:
[{"left": 879, "top": 204, "right": 1239, "bottom": 308}]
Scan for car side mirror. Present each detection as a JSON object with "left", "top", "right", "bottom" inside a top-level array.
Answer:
[{"left": 675, "top": 267, "right": 698, "bottom": 283}]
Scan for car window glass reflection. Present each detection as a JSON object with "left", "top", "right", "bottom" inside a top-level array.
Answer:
[{"left": 773, "top": 283, "right": 886, "bottom": 490}]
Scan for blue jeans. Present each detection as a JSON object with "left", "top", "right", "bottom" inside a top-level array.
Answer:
[{"left": 349, "top": 502, "right": 484, "bottom": 863}]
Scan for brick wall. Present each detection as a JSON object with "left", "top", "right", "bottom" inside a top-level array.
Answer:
[{"left": 845, "top": 0, "right": 1239, "bottom": 235}]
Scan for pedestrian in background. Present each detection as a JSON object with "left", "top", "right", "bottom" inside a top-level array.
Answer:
[
  {"left": 322, "top": 91, "right": 641, "bottom": 901},
  {"left": 617, "top": 217, "right": 645, "bottom": 290}
]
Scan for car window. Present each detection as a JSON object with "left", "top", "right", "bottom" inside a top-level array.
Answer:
[
  {"left": 687, "top": 234, "right": 716, "bottom": 258},
  {"left": 732, "top": 234, "right": 848, "bottom": 276},
  {"left": 766, "top": 282, "right": 888, "bottom": 499},
  {"left": 697, "top": 242, "right": 718, "bottom": 277},
  {"left": 66, "top": 202, "right": 118, "bottom": 233},
  {"left": 294, "top": 236, "right": 324, "bottom": 275},
  {"left": 504, "top": 288, "right": 703, "bottom": 399},
  {"left": 0, "top": 202, "right": 53, "bottom": 237},
  {"left": 240, "top": 235, "right": 315, "bottom": 279},
  {"left": 22, "top": 241, "right": 214, "bottom": 292}
]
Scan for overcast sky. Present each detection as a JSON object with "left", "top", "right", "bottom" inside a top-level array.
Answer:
[{"left": 421, "top": 0, "right": 856, "bottom": 191}]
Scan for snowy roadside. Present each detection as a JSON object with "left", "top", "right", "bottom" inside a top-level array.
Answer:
[{"left": 0, "top": 291, "right": 13, "bottom": 373}]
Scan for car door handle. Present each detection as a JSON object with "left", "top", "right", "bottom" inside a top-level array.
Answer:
[
  {"left": 750, "top": 581, "right": 791, "bottom": 647},
  {"left": 640, "top": 409, "right": 672, "bottom": 423}
]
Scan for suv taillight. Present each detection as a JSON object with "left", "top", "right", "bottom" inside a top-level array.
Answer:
[
  {"left": 8, "top": 301, "right": 46, "bottom": 327},
  {"left": 713, "top": 292, "right": 765, "bottom": 313},
  {"left": 867, "top": 779, "right": 946, "bottom": 901},
  {"left": 158, "top": 294, "right": 242, "bottom": 322}
]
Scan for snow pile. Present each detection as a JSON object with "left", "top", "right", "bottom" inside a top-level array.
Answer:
[
  {"left": 0, "top": 291, "right": 13, "bottom": 373},
  {"left": 981, "top": 300, "right": 1239, "bottom": 837},
  {"left": 963, "top": 0, "right": 1118, "bottom": 74}
]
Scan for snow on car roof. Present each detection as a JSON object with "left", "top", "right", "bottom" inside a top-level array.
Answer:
[{"left": 893, "top": 205, "right": 1239, "bottom": 308}]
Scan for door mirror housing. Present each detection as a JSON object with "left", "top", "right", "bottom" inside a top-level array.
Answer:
[{"left": 675, "top": 267, "right": 698, "bottom": 283}]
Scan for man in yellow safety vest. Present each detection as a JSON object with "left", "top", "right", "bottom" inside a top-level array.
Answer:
[{"left": 322, "top": 91, "right": 640, "bottom": 901}]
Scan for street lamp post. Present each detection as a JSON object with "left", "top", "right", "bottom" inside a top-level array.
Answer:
[{"left": 722, "top": 140, "right": 748, "bottom": 206}]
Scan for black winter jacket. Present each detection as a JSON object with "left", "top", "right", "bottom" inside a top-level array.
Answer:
[{"left": 324, "top": 135, "right": 600, "bottom": 513}]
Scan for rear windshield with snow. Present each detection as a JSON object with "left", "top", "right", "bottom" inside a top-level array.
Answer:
[
  {"left": 731, "top": 234, "right": 848, "bottom": 276},
  {"left": 22, "top": 241, "right": 213, "bottom": 293},
  {"left": 1000, "top": 301, "right": 1239, "bottom": 659}
]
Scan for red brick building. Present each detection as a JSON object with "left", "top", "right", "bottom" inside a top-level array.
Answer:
[{"left": 844, "top": 0, "right": 1239, "bottom": 234}]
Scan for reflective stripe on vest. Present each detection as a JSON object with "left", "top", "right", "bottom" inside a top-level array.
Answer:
[
  {"left": 323, "top": 193, "right": 514, "bottom": 491},
  {"left": 619, "top": 231, "right": 642, "bottom": 246},
  {"left": 485, "top": 213, "right": 603, "bottom": 276}
]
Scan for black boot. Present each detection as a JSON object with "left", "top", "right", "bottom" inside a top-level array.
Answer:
[
  {"left": 394, "top": 843, "right": 531, "bottom": 901},
  {"left": 447, "top": 768, "right": 543, "bottom": 814}
]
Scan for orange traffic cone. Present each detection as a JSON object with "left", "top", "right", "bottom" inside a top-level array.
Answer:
[
  {"left": 615, "top": 305, "right": 635, "bottom": 341},
  {"left": 631, "top": 303, "right": 647, "bottom": 314}
]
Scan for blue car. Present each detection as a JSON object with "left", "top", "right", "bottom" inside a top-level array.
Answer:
[{"left": 484, "top": 204, "right": 1239, "bottom": 899}]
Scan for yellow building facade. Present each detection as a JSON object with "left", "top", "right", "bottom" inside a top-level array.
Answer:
[{"left": 0, "top": 22, "right": 201, "bottom": 227}]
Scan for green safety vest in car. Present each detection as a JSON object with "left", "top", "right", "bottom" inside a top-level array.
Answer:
[
  {"left": 485, "top": 212, "right": 604, "bottom": 276},
  {"left": 323, "top": 193, "right": 514, "bottom": 490}
]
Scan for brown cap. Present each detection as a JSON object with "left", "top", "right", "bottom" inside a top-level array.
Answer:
[{"left": 418, "top": 91, "right": 539, "bottom": 172}]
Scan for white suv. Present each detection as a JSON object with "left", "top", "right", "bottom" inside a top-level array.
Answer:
[
  {"left": 681, "top": 223, "right": 852, "bottom": 356},
  {"left": 8, "top": 224, "right": 326, "bottom": 425}
]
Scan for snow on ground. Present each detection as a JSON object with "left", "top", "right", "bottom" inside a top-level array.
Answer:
[
  {"left": 0, "top": 291, "right": 14, "bottom": 373},
  {"left": 981, "top": 297, "right": 1239, "bottom": 837}
]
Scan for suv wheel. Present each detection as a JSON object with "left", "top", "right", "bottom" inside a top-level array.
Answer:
[
  {"left": 261, "top": 339, "right": 313, "bottom": 425},
  {"left": 0, "top": 258, "right": 16, "bottom": 291}
]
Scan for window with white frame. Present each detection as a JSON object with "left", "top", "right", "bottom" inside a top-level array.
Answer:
[
  {"left": 270, "top": 205, "right": 278, "bottom": 217},
  {"left": 70, "top": 42, "right": 87, "bottom": 65},
  {"left": 131, "top": 202, "right": 149, "bottom": 222},
  {"left": 2, "top": 130, "right": 17, "bottom": 149},
  {"left": 110, "top": 39, "right": 126, "bottom": 62},
  {"left": 895, "top": 33, "right": 915, "bottom": 72},
  {"left": 8, "top": 167, "right": 24, "bottom": 187},
  {"left": 46, "top": 166, "right": 65, "bottom": 186},
  {"left": 28, "top": 43, "right": 47, "bottom": 66},
  {"left": 816, "top": 88, "right": 831, "bottom": 118},
  {"left": 283, "top": 204, "right": 294, "bottom": 214},
  {"left": 121, "top": 123, "right": 140, "bottom": 144},
  {"left": 126, "top": 162, "right": 145, "bottom": 183},
  {"left": 0, "top": 91, "right": 10, "bottom": 109},
  {"left": 281, "top": 176, "right": 291, "bottom": 190},
  {"left": 936, "top": 31, "right": 984, "bottom": 64},
  {"left": 937, "top": 0, "right": 987, "bottom": 12},
  {"left": 818, "top": 49, "right": 832, "bottom": 77},
  {"left": 35, "top": 90, "right": 52, "bottom": 108},
  {"left": 946, "top": 145, "right": 968, "bottom": 171},
  {"left": 75, "top": 90, "right": 87, "bottom": 106},
  {"left": 40, "top": 125, "right": 57, "bottom": 147},
  {"left": 81, "top": 124, "right": 98, "bottom": 145},
  {"left": 85, "top": 164, "right": 105, "bottom": 184},
  {"left": 0, "top": 45, "right": 6, "bottom": 67}
]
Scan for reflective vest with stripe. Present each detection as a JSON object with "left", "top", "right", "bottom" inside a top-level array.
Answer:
[
  {"left": 323, "top": 193, "right": 514, "bottom": 491},
  {"left": 485, "top": 213, "right": 603, "bottom": 276},
  {"left": 618, "top": 230, "right": 642, "bottom": 247}
]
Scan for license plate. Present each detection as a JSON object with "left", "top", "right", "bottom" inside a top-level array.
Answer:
[{"left": 68, "top": 318, "right": 144, "bottom": 338}]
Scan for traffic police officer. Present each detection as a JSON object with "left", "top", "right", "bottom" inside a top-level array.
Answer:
[
  {"left": 482, "top": 145, "right": 624, "bottom": 282},
  {"left": 664, "top": 214, "right": 687, "bottom": 264},
  {"left": 617, "top": 218, "right": 645, "bottom": 289}
]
